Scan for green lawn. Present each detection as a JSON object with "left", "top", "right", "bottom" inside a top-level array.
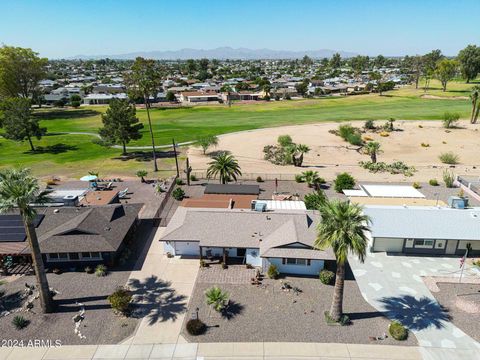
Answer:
[{"left": 0, "top": 81, "right": 475, "bottom": 178}]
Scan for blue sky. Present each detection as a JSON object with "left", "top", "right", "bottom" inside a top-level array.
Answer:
[{"left": 1, "top": 0, "right": 479, "bottom": 58}]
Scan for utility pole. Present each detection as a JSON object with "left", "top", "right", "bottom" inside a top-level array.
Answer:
[{"left": 172, "top": 138, "right": 179, "bottom": 177}]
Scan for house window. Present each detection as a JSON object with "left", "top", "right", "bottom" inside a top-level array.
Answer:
[
  {"left": 414, "top": 239, "right": 434, "bottom": 249},
  {"left": 49, "top": 253, "right": 59, "bottom": 259},
  {"left": 81, "top": 252, "right": 102, "bottom": 260},
  {"left": 283, "top": 258, "right": 310, "bottom": 266},
  {"left": 69, "top": 253, "right": 79, "bottom": 260}
]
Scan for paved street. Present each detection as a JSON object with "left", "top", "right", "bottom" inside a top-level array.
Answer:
[{"left": 349, "top": 251, "right": 480, "bottom": 360}]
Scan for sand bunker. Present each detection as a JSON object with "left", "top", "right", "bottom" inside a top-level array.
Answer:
[{"left": 188, "top": 120, "right": 480, "bottom": 182}]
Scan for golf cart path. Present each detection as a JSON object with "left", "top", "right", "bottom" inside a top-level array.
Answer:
[{"left": 348, "top": 252, "right": 480, "bottom": 360}]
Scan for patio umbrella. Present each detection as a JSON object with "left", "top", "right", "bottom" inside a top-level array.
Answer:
[{"left": 80, "top": 175, "right": 98, "bottom": 182}]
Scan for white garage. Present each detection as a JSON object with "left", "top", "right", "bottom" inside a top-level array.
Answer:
[
  {"left": 174, "top": 241, "right": 200, "bottom": 256},
  {"left": 373, "top": 237, "right": 404, "bottom": 252}
]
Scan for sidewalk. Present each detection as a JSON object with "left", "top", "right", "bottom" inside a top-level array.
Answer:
[{"left": 0, "top": 342, "right": 423, "bottom": 360}]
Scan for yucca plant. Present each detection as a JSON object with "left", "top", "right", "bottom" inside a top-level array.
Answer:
[{"left": 205, "top": 286, "right": 229, "bottom": 312}]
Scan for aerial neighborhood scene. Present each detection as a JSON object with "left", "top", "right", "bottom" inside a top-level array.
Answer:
[{"left": 1, "top": 1, "right": 480, "bottom": 359}]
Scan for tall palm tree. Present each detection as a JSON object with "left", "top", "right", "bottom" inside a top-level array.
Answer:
[
  {"left": 365, "top": 141, "right": 382, "bottom": 163},
  {"left": 206, "top": 152, "right": 242, "bottom": 184},
  {"left": 315, "top": 200, "right": 371, "bottom": 322},
  {"left": 0, "top": 168, "right": 53, "bottom": 313},
  {"left": 470, "top": 85, "right": 480, "bottom": 124},
  {"left": 294, "top": 144, "right": 310, "bottom": 167}
]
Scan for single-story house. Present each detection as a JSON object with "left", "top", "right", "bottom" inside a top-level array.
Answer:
[
  {"left": 83, "top": 93, "right": 128, "bottom": 105},
  {"left": 364, "top": 205, "right": 480, "bottom": 256},
  {"left": 161, "top": 207, "right": 334, "bottom": 276},
  {"left": 179, "top": 91, "right": 220, "bottom": 103},
  {"left": 0, "top": 204, "right": 142, "bottom": 268}
]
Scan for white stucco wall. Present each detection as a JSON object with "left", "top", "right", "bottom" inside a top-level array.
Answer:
[
  {"left": 163, "top": 241, "right": 175, "bottom": 255},
  {"left": 265, "top": 258, "right": 324, "bottom": 276}
]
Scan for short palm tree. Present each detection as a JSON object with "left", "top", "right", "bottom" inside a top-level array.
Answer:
[
  {"left": 0, "top": 168, "right": 54, "bottom": 313},
  {"left": 365, "top": 141, "right": 382, "bottom": 163},
  {"left": 294, "top": 144, "right": 310, "bottom": 167},
  {"left": 315, "top": 200, "right": 371, "bottom": 322},
  {"left": 205, "top": 286, "right": 229, "bottom": 312},
  {"left": 470, "top": 85, "right": 480, "bottom": 124},
  {"left": 206, "top": 152, "right": 242, "bottom": 184},
  {"left": 300, "top": 170, "right": 321, "bottom": 188}
]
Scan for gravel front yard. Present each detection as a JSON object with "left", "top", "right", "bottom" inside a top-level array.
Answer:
[
  {"left": 432, "top": 282, "right": 480, "bottom": 342},
  {"left": 0, "top": 269, "right": 137, "bottom": 345},
  {"left": 183, "top": 272, "right": 418, "bottom": 346}
]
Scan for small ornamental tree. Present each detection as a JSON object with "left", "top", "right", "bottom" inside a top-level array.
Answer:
[{"left": 334, "top": 173, "right": 355, "bottom": 193}]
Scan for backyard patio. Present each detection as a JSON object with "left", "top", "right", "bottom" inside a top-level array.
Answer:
[{"left": 182, "top": 264, "right": 418, "bottom": 346}]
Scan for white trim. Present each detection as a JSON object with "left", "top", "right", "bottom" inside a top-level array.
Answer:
[{"left": 46, "top": 252, "right": 103, "bottom": 262}]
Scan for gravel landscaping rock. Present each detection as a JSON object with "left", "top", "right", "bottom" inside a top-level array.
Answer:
[
  {"left": 0, "top": 270, "right": 137, "bottom": 345},
  {"left": 432, "top": 282, "right": 480, "bottom": 342},
  {"left": 183, "top": 271, "right": 418, "bottom": 345}
]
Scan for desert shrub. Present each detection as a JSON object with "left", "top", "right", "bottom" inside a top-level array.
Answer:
[
  {"left": 84, "top": 266, "right": 93, "bottom": 274},
  {"left": 295, "top": 174, "right": 304, "bottom": 183},
  {"left": 52, "top": 268, "right": 62, "bottom": 275},
  {"left": 190, "top": 174, "right": 198, "bottom": 182},
  {"left": 205, "top": 286, "right": 229, "bottom": 311},
  {"left": 95, "top": 264, "right": 107, "bottom": 277},
  {"left": 324, "top": 311, "right": 351, "bottom": 326},
  {"left": 186, "top": 319, "right": 206, "bottom": 336},
  {"left": 277, "top": 135, "right": 293, "bottom": 147},
  {"left": 256, "top": 176, "right": 264, "bottom": 182},
  {"left": 304, "top": 191, "right": 326, "bottom": 210},
  {"left": 334, "top": 173, "right": 355, "bottom": 193},
  {"left": 364, "top": 119, "right": 375, "bottom": 130},
  {"left": 338, "top": 124, "right": 356, "bottom": 140},
  {"left": 46, "top": 179, "right": 57, "bottom": 186},
  {"left": 379, "top": 131, "right": 389, "bottom": 137},
  {"left": 267, "top": 264, "right": 280, "bottom": 279},
  {"left": 443, "top": 112, "right": 460, "bottom": 129},
  {"left": 421, "top": 143, "right": 430, "bottom": 147},
  {"left": 443, "top": 170, "right": 455, "bottom": 188},
  {"left": 346, "top": 132, "right": 363, "bottom": 146},
  {"left": 199, "top": 259, "right": 209, "bottom": 268},
  {"left": 359, "top": 161, "right": 415, "bottom": 176},
  {"left": 175, "top": 178, "right": 184, "bottom": 185},
  {"left": 319, "top": 269, "right": 335, "bottom": 285},
  {"left": 172, "top": 188, "right": 185, "bottom": 201},
  {"left": 389, "top": 321, "right": 408, "bottom": 341},
  {"left": 263, "top": 145, "right": 294, "bottom": 165},
  {"left": 12, "top": 315, "right": 29, "bottom": 330},
  {"left": 439, "top": 152, "right": 459, "bottom": 164},
  {"left": 107, "top": 287, "right": 132, "bottom": 314},
  {"left": 412, "top": 182, "right": 422, "bottom": 189},
  {"left": 429, "top": 179, "right": 439, "bottom": 186}
]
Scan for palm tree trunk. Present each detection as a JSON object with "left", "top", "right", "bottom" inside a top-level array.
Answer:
[
  {"left": 472, "top": 99, "right": 478, "bottom": 124},
  {"left": 122, "top": 141, "right": 127, "bottom": 155},
  {"left": 474, "top": 104, "right": 480, "bottom": 124},
  {"left": 144, "top": 100, "right": 158, "bottom": 172},
  {"left": 23, "top": 217, "right": 53, "bottom": 313},
  {"left": 27, "top": 136, "right": 35, "bottom": 152},
  {"left": 329, "top": 261, "right": 345, "bottom": 322},
  {"left": 371, "top": 152, "right": 377, "bottom": 163}
]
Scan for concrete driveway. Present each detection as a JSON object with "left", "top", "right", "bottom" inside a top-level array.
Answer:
[
  {"left": 348, "top": 252, "right": 480, "bottom": 360},
  {"left": 122, "top": 227, "right": 199, "bottom": 345}
]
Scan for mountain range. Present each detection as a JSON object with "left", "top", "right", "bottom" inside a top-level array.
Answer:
[{"left": 70, "top": 47, "right": 358, "bottom": 60}]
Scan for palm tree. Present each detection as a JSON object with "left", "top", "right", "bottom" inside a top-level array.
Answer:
[
  {"left": 294, "top": 144, "right": 310, "bottom": 167},
  {"left": 205, "top": 286, "right": 229, "bottom": 312},
  {"left": 314, "top": 200, "right": 371, "bottom": 322},
  {"left": 0, "top": 168, "right": 53, "bottom": 313},
  {"left": 365, "top": 141, "right": 382, "bottom": 163},
  {"left": 470, "top": 86, "right": 480, "bottom": 124},
  {"left": 206, "top": 152, "right": 242, "bottom": 184},
  {"left": 300, "top": 170, "right": 321, "bottom": 188}
]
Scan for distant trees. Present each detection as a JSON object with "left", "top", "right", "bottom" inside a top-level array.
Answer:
[
  {"left": 350, "top": 55, "right": 370, "bottom": 75},
  {"left": 125, "top": 57, "right": 162, "bottom": 171},
  {"left": 99, "top": 99, "right": 144, "bottom": 155},
  {"left": 422, "top": 49, "right": 443, "bottom": 91},
  {"left": 165, "top": 91, "right": 176, "bottom": 102},
  {"left": 0, "top": 98, "right": 46, "bottom": 151},
  {"left": 0, "top": 46, "right": 47, "bottom": 99},
  {"left": 301, "top": 55, "right": 313, "bottom": 66},
  {"left": 329, "top": 53, "right": 342, "bottom": 69},
  {"left": 295, "top": 80, "right": 309, "bottom": 97},
  {"left": 457, "top": 45, "right": 480, "bottom": 83},
  {"left": 435, "top": 59, "right": 458, "bottom": 92}
]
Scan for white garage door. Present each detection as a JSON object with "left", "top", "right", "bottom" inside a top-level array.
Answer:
[
  {"left": 373, "top": 238, "right": 404, "bottom": 252},
  {"left": 174, "top": 241, "right": 200, "bottom": 256}
]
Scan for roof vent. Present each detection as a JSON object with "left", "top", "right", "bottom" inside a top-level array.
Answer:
[
  {"left": 54, "top": 209, "right": 59, "bottom": 213},
  {"left": 471, "top": 213, "right": 479, "bottom": 218}
]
